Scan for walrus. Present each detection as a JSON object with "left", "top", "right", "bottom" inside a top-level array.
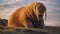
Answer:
[{"left": 8, "top": 2, "right": 47, "bottom": 28}]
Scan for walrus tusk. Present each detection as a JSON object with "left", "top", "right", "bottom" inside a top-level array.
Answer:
[{"left": 45, "top": 11, "right": 47, "bottom": 20}]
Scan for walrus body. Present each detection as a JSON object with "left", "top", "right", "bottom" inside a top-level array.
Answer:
[{"left": 8, "top": 2, "right": 47, "bottom": 28}]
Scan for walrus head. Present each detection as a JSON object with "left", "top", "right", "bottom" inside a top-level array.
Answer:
[{"left": 31, "top": 2, "right": 47, "bottom": 20}]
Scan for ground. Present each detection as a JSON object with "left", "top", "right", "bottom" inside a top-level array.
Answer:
[{"left": 0, "top": 18, "right": 60, "bottom": 34}]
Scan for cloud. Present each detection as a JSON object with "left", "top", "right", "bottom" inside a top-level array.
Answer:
[
  {"left": 0, "top": 0, "right": 26, "bottom": 16},
  {"left": 0, "top": 15, "right": 9, "bottom": 19},
  {"left": 0, "top": 7, "right": 17, "bottom": 19},
  {"left": 45, "top": 22, "right": 60, "bottom": 26},
  {"left": 0, "top": 0, "right": 25, "bottom": 4},
  {"left": 0, "top": 0, "right": 26, "bottom": 8}
]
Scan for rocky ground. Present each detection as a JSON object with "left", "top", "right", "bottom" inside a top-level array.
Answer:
[
  {"left": 0, "top": 18, "right": 60, "bottom": 34},
  {"left": 0, "top": 25, "right": 50, "bottom": 34}
]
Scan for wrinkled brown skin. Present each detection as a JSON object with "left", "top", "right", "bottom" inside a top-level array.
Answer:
[{"left": 8, "top": 2, "right": 47, "bottom": 28}]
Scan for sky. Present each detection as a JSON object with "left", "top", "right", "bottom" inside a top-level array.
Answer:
[{"left": 0, "top": 0, "right": 60, "bottom": 26}]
